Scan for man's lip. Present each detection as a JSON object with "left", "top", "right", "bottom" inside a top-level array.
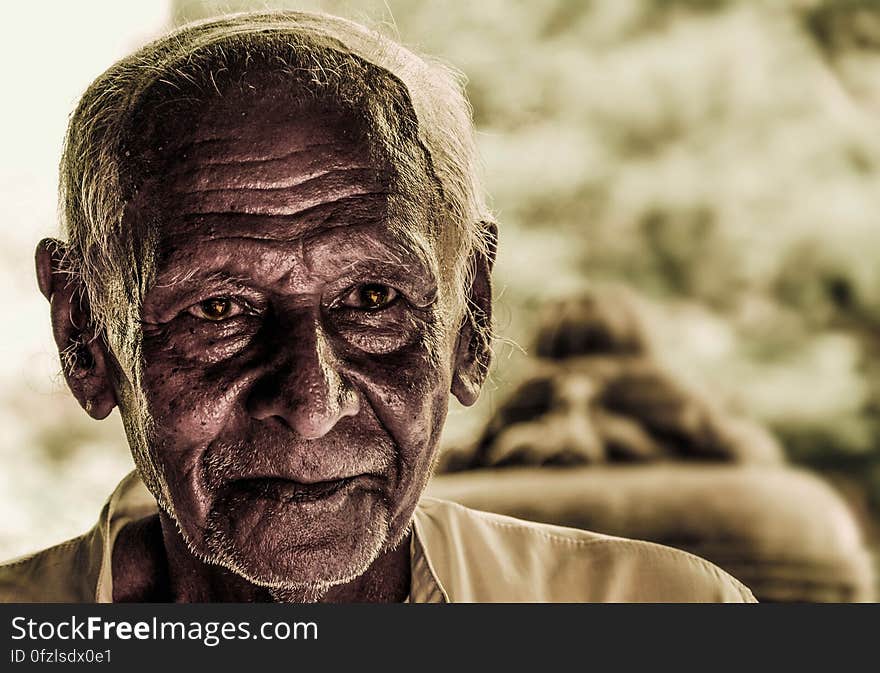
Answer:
[
  {"left": 232, "top": 472, "right": 368, "bottom": 485},
  {"left": 229, "top": 476, "right": 359, "bottom": 503}
]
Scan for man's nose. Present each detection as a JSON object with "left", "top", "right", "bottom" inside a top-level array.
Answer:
[{"left": 247, "top": 317, "right": 360, "bottom": 439}]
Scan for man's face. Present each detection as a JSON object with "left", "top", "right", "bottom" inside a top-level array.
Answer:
[{"left": 122, "top": 92, "right": 461, "bottom": 589}]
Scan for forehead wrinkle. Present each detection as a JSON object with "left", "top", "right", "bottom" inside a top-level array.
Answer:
[
  {"left": 167, "top": 157, "right": 380, "bottom": 193},
  {"left": 160, "top": 191, "right": 390, "bottom": 243},
  {"left": 165, "top": 139, "right": 357, "bottom": 170},
  {"left": 170, "top": 165, "right": 377, "bottom": 192},
  {"left": 170, "top": 177, "right": 385, "bottom": 217}
]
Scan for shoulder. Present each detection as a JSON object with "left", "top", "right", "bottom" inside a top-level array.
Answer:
[
  {"left": 0, "top": 530, "right": 102, "bottom": 603},
  {"left": 413, "top": 497, "right": 756, "bottom": 603}
]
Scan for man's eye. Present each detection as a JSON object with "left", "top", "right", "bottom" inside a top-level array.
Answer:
[
  {"left": 187, "top": 297, "right": 243, "bottom": 321},
  {"left": 341, "top": 283, "right": 399, "bottom": 311}
]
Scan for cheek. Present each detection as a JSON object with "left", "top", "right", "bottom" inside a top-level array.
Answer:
[
  {"left": 140, "top": 356, "right": 250, "bottom": 452},
  {"left": 342, "top": 343, "right": 453, "bottom": 459},
  {"left": 137, "top": 357, "right": 258, "bottom": 534},
  {"left": 340, "top": 347, "right": 451, "bottom": 533}
]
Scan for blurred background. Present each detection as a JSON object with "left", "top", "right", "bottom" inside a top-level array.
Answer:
[{"left": 3, "top": 0, "right": 880, "bottom": 600}]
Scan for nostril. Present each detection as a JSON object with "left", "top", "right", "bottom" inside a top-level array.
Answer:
[{"left": 246, "top": 374, "right": 286, "bottom": 421}]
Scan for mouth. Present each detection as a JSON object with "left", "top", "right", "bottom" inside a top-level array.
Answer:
[{"left": 231, "top": 476, "right": 356, "bottom": 503}]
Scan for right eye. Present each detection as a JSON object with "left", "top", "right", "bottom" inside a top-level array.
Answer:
[{"left": 186, "top": 297, "right": 245, "bottom": 321}]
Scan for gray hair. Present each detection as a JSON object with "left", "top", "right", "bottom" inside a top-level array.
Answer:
[{"left": 59, "top": 10, "right": 495, "bottom": 360}]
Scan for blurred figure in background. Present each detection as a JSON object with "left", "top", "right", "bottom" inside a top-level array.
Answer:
[
  {"left": 461, "top": 286, "right": 784, "bottom": 469},
  {"left": 432, "top": 286, "right": 875, "bottom": 601}
]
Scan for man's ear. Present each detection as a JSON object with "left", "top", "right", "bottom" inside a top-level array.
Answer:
[
  {"left": 451, "top": 222, "right": 498, "bottom": 407},
  {"left": 35, "top": 238, "right": 118, "bottom": 420}
]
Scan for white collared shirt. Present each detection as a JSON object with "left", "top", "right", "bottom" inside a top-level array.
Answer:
[{"left": 0, "top": 471, "right": 755, "bottom": 603}]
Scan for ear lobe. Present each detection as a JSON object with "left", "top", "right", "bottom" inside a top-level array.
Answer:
[
  {"left": 451, "top": 222, "right": 498, "bottom": 407},
  {"left": 36, "top": 238, "right": 118, "bottom": 420}
]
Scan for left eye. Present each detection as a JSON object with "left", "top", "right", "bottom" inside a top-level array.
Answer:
[
  {"left": 340, "top": 283, "right": 399, "bottom": 311},
  {"left": 187, "top": 297, "right": 244, "bottom": 321}
]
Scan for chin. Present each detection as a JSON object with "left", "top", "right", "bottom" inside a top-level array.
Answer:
[{"left": 200, "top": 480, "right": 396, "bottom": 589}]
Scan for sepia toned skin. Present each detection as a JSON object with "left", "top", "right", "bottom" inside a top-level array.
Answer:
[{"left": 35, "top": 90, "right": 495, "bottom": 602}]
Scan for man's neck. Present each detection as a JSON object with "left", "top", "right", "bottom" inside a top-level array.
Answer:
[{"left": 112, "top": 511, "right": 411, "bottom": 603}]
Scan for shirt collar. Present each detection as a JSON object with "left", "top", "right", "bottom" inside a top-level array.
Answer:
[{"left": 91, "top": 470, "right": 448, "bottom": 603}]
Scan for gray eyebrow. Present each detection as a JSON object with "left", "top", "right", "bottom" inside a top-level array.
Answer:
[
  {"left": 390, "top": 227, "right": 439, "bottom": 277},
  {"left": 151, "top": 268, "right": 252, "bottom": 290},
  {"left": 149, "top": 232, "right": 436, "bottom": 293}
]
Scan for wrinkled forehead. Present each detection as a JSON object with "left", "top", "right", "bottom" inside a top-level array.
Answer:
[
  {"left": 126, "top": 79, "right": 381, "bottom": 200},
  {"left": 136, "top": 93, "right": 381, "bottom": 219},
  {"left": 121, "top": 85, "right": 446, "bottom": 292}
]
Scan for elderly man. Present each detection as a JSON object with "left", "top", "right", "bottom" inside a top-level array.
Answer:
[{"left": 0, "top": 12, "right": 754, "bottom": 603}]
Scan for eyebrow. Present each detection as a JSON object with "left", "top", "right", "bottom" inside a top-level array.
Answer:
[
  {"left": 150, "top": 267, "right": 253, "bottom": 291},
  {"left": 149, "top": 227, "right": 438, "bottom": 298}
]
